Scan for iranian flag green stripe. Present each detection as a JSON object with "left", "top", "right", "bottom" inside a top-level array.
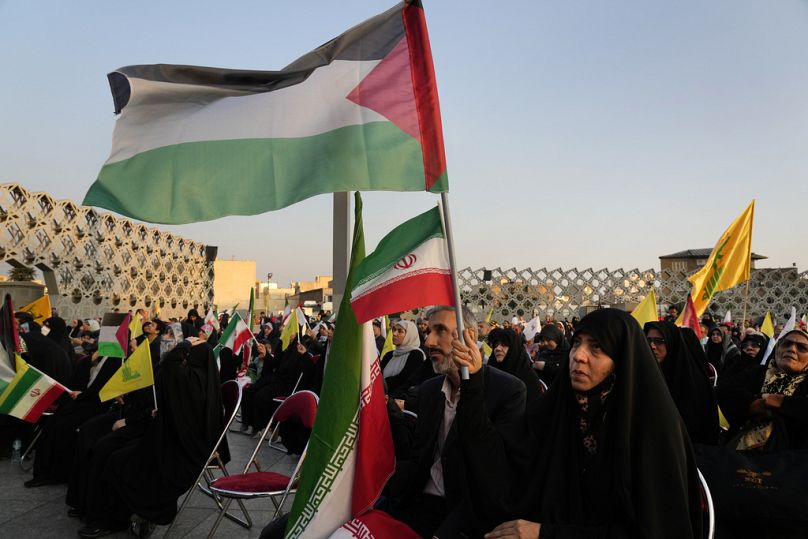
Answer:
[
  {"left": 350, "top": 205, "right": 454, "bottom": 323},
  {"left": 0, "top": 366, "right": 39, "bottom": 414},
  {"left": 84, "top": 1, "right": 448, "bottom": 225}
]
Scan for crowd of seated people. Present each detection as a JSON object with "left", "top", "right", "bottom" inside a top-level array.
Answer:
[{"left": 7, "top": 301, "right": 807, "bottom": 539}]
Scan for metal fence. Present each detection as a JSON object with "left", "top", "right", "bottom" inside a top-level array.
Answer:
[
  {"left": 0, "top": 183, "right": 214, "bottom": 320},
  {"left": 458, "top": 266, "right": 808, "bottom": 324}
]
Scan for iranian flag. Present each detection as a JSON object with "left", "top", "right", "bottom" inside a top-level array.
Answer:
[
  {"left": 214, "top": 312, "right": 253, "bottom": 371},
  {"left": 0, "top": 355, "right": 67, "bottom": 423},
  {"left": 350, "top": 205, "right": 453, "bottom": 324},
  {"left": 83, "top": 1, "right": 447, "bottom": 225},
  {"left": 285, "top": 193, "right": 394, "bottom": 538}
]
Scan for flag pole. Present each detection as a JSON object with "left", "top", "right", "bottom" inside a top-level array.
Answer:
[
  {"left": 741, "top": 278, "right": 751, "bottom": 329},
  {"left": 438, "top": 192, "right": 468, "bottom": 380},
  {"left": 152, "top": 384, "right": 158, "bottom": 412}
]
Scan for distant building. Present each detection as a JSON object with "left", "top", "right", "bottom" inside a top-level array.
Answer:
[
  {"left": 287, "top": 275, "right": 334, "bottom": 316},
  {"left": 659, "top": 248, "right": 766, "bottom": 273},
  {"left": 213, "top": 260, "right": 256, "bottom": 311}
]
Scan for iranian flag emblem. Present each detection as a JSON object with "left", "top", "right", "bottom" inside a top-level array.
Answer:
[{"left": 350, "top": 205, "right": 454, "bottom": 324}]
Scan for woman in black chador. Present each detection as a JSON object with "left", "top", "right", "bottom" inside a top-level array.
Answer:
[
  {"left": 644, "top": 320, "right": 719, "bottom": 445},
  {"left": 453, "top": 308, "right": 703, "bottom": 538},
  {"left": 78, "top": 341, "right": 224, "bottom": 538}
]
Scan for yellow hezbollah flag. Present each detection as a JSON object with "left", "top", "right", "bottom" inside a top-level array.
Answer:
[
  {"left": 99, "top": 340, "right": 154, "bottom": 402},
  {"left": 631, "top": 289, "right": 658, "bottom": 328},
  {"left": 280, "top": 307, "right": 298, "bottom": 351},
  {"left": 380, "top": 316, "right": 395, "bottom": 359},
  {"left": 128, "top": 313, "right": 143, "bottom": 340},
  {"left": 760, "top": 312, "right": 775, "bottom": 338},
  {"left": 484, "top": 307, "right": 494, "bottom": 323},
  {"left": 18, "top": 295, "right": 51, "bottom": 325},
  {"left": 687, "top": 200, "right": 755, "bottom": 317}
]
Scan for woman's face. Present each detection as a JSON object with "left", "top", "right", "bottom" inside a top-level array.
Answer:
[
  {"left": 710, "top": 330, "right": 723, "bottom": 344},
  {"left": 569, "top": 333, "right": 615, "bottom": 392},
  {"left": 539, "top": 337, "right": 558, "bottom": 351},
  {"left": 392, "top": 325, "right": 407, "bottom": 346},
  {"left": 741, "top": 339, "right": 761, "bottom": 357},
  {"left": 492, "top": 341, "right": 509, "bottom": 363},
  {"left": 775, "top": 332, "right": 808, "bottom": 374},
  {"left": 646, "top": 328, "right": 667, "bottom": 364}
]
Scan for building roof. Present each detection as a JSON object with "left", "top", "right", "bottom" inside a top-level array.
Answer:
[{"left": 659, "top": 248, "right": 766, "bottom": 260}]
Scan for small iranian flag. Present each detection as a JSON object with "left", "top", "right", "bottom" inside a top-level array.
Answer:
[
  {"left": 350, "top": 205, "right": 453, "bottom": 324},
  {"left": 285, "top": 193, "right": 393, "bottom": 538},
  {"left": 0, "top": 355, "right": 67, "bottom": 423},
  {"left": 215, "top": 312, "right": 253, "bottom": 372}
]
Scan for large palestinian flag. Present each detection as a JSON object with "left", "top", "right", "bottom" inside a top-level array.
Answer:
[
  {"left": 84, "top": 1, "right": 447, "bottom": 224},
  {"left": 285, "top": 193, "right": 394, "bottom": 538},
  {"left": 350, "top": 205, "right": 453, "bottom": 323}
]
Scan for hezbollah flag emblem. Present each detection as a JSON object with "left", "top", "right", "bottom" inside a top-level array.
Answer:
[{"left": 99, "top": 340, "right": 154, "bottom": 402}]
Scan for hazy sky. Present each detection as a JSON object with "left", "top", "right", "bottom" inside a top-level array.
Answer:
[{"left": 1, "top": 0, "right": 806, "bottom": 286}]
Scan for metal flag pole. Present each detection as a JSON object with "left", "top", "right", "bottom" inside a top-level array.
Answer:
[{"left": 439, "top": 192, "right": 469, "bottom": 380}]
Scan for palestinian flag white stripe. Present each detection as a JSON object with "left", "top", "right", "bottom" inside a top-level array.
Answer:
[{"left": 108, "top": 60, "right": 384, "bottom": 164}]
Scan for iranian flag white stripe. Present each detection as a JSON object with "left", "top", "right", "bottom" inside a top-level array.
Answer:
[
  {"left": 108, "top": 61, "right": 383, "bottom": 164},
  {"left": 350, "top": 206, "right": 454, "bottom": 324}
]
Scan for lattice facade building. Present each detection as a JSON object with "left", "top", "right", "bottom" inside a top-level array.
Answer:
[
  {"left": 457, "top": 266, "right": 808, "bottom": 324},
  {"left": 0, "top": 183, "right": 214, "bottom": 320}
]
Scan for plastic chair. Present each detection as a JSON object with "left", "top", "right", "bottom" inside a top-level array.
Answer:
[
  {"left": 538, "top": 379, "right": 549, "bottom": 394},
  {"left": 707, "top": 363, "right": 718, "bottom": 388},
  {"left": 165, "top": 380, "right": 250, "bottom": 536},
  {"left": 206, "top": 390, "right": 319, "bottom": 538},
  {"left": 697, "top": 468, "right": 715, "bottom": 539}
]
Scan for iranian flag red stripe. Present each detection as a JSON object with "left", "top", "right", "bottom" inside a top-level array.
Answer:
[
  {"left": 350, "top": 206, "right": 454, "bottom": 324},
  {"left": 352, "top": 323, "right": 394, "bottom": 515},
  {"left": 24, "top": 384, "right": 63, "bottom": 422}
]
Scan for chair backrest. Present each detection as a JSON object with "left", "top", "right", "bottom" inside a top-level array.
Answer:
[
  {"left": 221, "top": 379, "right": 242, "bottom": 429},
  {"left": 707, "top": 363, "right": 718, "bottom": 388},
  {"left": 273, "top": 390, "right": 319, "bottom": 429},
  {"left": 697, "top": 468, "right": 715, "bottom": 539}
]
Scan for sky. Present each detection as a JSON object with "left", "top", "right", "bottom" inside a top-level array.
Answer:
[{"left": 1, "top": 0, "right": 807, "bottom": 287}]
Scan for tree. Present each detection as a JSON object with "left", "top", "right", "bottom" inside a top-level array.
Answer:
[{"left": 8, "top": 266, "right": 36, "bottom": 281}]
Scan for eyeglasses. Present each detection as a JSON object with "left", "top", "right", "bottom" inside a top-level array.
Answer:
[
  {"left": 742, "top": 342, "right": 761, "bottom": 350},
  {"left": 780, "top": 339, "right": 808, "bottom": 354},
  {"left": 647, "top": 337, "right": 666, "bottom": 346}
]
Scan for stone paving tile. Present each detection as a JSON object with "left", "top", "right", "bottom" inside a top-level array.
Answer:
[{"left": 0, "top": 428, "right": 300, "bottom": 538}]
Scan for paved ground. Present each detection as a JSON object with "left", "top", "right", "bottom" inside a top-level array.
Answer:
[{"left": 0, "top": 427, "right": 299, "bottom": 538}]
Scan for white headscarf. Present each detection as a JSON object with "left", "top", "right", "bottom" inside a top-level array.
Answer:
[{"left": 382, "top": 320, "right": 424, "bottom": 378}]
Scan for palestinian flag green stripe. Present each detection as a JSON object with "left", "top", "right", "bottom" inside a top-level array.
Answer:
[
  {"left": 0, "top": 366, "right": 38, "bottom": 414},
  {"left": 86, "top": 123, "right": 424, "bottom": 225}
]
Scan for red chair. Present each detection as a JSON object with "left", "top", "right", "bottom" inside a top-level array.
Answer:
[
  {"left": 165, "top": 380, "right": 250, "bottom": 536},
  {"left": 707, "top": 362, "right": 718, "bottom": 388},
  {"left": 268, "top": 372, "right": 304, "bottom": 451},
  {"left": 697, "top": 468, "right": 715, "bottom": 539},
  {"left": 206, "top": 390, "right": 319, "bottom": 537}
]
